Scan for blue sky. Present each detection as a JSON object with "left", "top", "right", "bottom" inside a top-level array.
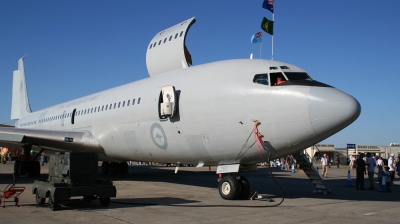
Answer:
[{"left": 1, "top": 1, "right": 399, "bottom": 148}]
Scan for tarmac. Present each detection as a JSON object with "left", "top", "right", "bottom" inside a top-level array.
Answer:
[{"left": 0, "top": 162, "right": 399, "bottom": 224}]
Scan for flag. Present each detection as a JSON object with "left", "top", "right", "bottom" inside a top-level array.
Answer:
[
  {"left": 251, "top": 32, "right": 262, "bottom": 43},
  {"left": 262, "top": 0, "right": 274, "bottom": 13},
  {"left": 261, "top": 17, "right": 274, "bottom": 35}
]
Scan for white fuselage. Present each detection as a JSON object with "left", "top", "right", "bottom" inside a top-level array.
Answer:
[{"left": 14, "top": 59, "right": 360, "bottom": 166}]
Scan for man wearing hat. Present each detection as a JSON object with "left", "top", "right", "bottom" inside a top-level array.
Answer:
[{"left": 388, "top": 153, "right": 396, "bottom": 184}]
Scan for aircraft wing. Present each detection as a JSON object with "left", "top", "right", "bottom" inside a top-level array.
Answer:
[
  {"left": 0, "top": 126, "right": 103, "bottom": 153},
  {"left": 0, "top": 123, "right": 15, "bottom": 127}
]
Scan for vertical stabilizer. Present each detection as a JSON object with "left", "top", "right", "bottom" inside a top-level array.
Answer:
[{"left": 11, "top": 55, "right": 32, "bottom": 120}]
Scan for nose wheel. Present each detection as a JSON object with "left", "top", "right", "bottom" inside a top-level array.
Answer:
[{"left": 218, "top": 175, "right": 251, "bottom": 200}]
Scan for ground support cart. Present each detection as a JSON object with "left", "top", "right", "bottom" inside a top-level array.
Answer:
[
  {"left": 32, "top": 179, "right": 116, "bottom": 210},
  {"left": 31, "top": 153, "right": 116, "bottom": 210}
]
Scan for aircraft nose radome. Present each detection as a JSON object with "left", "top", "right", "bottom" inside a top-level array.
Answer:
[{"left": 309, "top": 87, "right": 361, "bottom": 137}]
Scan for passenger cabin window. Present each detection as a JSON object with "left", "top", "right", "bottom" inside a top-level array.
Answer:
[
  {"left": 179, "top": 31, "right": 183, "bottom": 37},
  {"left": 284, "top": 72, "right": 313, "bottom": 81},
  {"left": 138, "top": 97, "right": 141, "bottom": 104},
  {"left": 253, "top": 74, "right": 269, "bottom": 85}
]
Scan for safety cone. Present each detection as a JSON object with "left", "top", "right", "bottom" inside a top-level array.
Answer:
[
  {"left": 291, "top": 164, "right": 295, "bottom": 173},
  {"left": 346, "top": 170, "right": 353, "bottom": 186},
  {"left": 380, "top": 176, "right": 388, "bottom": 192}
]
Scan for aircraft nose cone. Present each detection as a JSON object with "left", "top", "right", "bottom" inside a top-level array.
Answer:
[{"left": 309, "top": 87, "right": 361, "bottom": 137}]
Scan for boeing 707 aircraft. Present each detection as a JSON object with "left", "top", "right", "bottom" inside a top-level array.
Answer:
[{"left": 0, "top": 17, "right": 360, "bottom": 200}]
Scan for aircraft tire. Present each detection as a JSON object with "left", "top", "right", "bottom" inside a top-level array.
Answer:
[
  {"left": 110, "top": 162, "right": 119, "bottom": 175},
  {"left": 101, "top": 162, "right": 110, "bottom": 174},
  {"left": 218, "top": 175, "right": 241, "bottom": 200},
  {"left": 14, "top": 160, "right": 21, "bottom": 177},
  {"left": 32, "top": 161, "right": 41, "bottom": 176},
  {"left": 238, "top": 176, "right": 251, "bottom": 200},
  {"left": 119, "top": 162, "right": 129, "bottom": 175},
  {"left": 18, "top": 161, "right": 28, "bottom": 176}
]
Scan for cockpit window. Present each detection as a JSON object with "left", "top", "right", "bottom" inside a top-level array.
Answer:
[
  {"left": 284, "top": 72, "right": 313, "bottom": 81},
  {"left": 253, "top": 74, "right": 269, "bottom": 85},
  {"left": 270, "top": 72, "right": 287, "bottom": 86}
]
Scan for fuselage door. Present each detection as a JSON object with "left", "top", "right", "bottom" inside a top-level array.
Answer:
[
  {"left": 159, "top": 85, "right": 176, "bottom": 119},
  {"left": 71, "top": 108, "right": 76, "bottom": 125}
]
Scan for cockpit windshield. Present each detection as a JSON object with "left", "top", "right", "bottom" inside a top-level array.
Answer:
[
  {"left": 284, "top": 72, "right": 313, "bottom": 81},
  {"left": 253, "top": 72, "right": 319, "bottom": 87}
]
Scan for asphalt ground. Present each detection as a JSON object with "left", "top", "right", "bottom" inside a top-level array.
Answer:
[{"left": 0, "top": 162, "right": 399, "bottom": 224}]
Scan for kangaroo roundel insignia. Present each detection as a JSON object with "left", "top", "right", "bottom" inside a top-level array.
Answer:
[{"left": 150, "top": 123, "right": 168, "bottom": 149}]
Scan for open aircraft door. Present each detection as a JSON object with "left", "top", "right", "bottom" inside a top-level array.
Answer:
[{"left": 159, "top": 85, "right": 176, "bottom": 119}]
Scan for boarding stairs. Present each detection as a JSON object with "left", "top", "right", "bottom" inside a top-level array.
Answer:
[{"left": 292, "top": 151, "right": 331, "bottom": 194}]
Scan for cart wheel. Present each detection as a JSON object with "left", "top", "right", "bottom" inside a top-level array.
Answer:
[
  {"left": 35, "top": 192, "right": 45, "bottom": 205},
  {"left": 49, "top": 195, "right": 60, "bottom": 211},
  {"left": 83, "top": 195, "right": 94, "bottom": 202},
  {"left": 14, "top": 197, "right": 19, "bottom": 207},
  {"left": 100, "top": 197, "right": 110, "bottom": 206}
]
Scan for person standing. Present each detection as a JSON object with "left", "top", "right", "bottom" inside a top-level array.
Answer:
[
  {"left": 377, "top": 156, "right": 384, "bottom": 169},
  {"left": 321, "top": 154, "right": 329, "bottom": 179},
  {"left": 375, "top": 165, "right": 384, "bottom": 191},
  {"left": 397, "top": 156, "right": 400, "bottom": 178},
  {"left": 355, "top": 153, "right": 366, "bottom": 190},
  {"left": 335, "top": 155, "right": 340, "bottom": 168},
  {"left": 366, "top": 152, "right": 376, "bottom": 190},
  {"left": 350, "top": 156, "right": 356, "bottom": 170},
  {"left": 388, "top": 154, "right": 396, "bottom": 184},
  {"left": 383, "top": 166, "right": 392, "bottom": 192},
  {"left": 285, "top": 155, "right": 291, "bottom": 171}
]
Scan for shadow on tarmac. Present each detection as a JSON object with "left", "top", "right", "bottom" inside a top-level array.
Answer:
[{"left": 1, "top": 164, "right": 399, "bottom": 210}]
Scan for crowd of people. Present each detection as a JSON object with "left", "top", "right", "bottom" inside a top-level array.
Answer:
[
  {"left": 354, "top": 152, "right": 399, "bottom": 192},
  {"left": 272, "top": 152, "right": 399, "bottom": 193}
]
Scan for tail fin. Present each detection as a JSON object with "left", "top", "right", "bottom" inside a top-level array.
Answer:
[{"left": 11, "top": 55, "right": 32, "bottom": 120}]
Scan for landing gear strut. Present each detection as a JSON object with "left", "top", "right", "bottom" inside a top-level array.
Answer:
[{"left": 218, "top": 174, "right": 251, "bottom": 200}]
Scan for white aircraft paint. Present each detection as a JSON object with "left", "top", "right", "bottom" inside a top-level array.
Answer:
[{"left": 0, "top": 18, "right": 361, "bottom": 168}]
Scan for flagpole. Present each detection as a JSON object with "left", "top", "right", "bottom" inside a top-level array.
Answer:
[
  {"left": 260, "top": 37, "right": 262, "bottom": 59},
  {"left": 272, "top": 12, "right": 274, "bottom": 60}
]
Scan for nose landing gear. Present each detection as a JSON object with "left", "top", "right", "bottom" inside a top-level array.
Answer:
[{"left": 218, "top": 175, "right": 251, "bottom": 200}]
